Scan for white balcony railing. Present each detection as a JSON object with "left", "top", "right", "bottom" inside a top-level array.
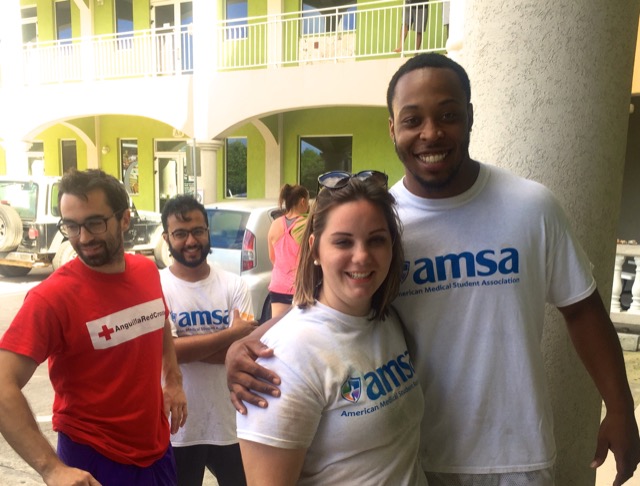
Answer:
[
  {"left": 217, "top": 0, "right": 448, "bottom": 70},
  {"left": 611, "top": 243, "right": 640, "bottom": 333},
  {"left": 22, "top": 27, "right": 193, "bottom": 85},
  {"left": 17, "top": 0, "right": 448, "bottom": 85}
]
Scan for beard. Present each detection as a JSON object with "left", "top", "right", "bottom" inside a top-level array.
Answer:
[
  {"left": 74, "top": 235, "right": 123, "bottom": 268},
  {"left": 168, "top": 239, "right": 211, "bottom": 268}
]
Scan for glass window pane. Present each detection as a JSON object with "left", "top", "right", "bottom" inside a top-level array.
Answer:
[
  {"left": 21, "top": 6, "right": 38, "bottom": 43},
  {"left": 226, "top": 137, "right": 247, "bottom": 198},
  {"left": 302, "top": 1, "right": 356, "bottom": 34},
  {"left": 51, "top": 183, "right": 60, "bottom": 217},
  {"left": 61, "top": 140, "right": 77, "bottom": 173},
  {"left": 155, "top": 4, "right": 174, "bottom": 29},
  {"left": 299, "top": 136, "right": 352, "bottom": 198},
  {"left": 0, "top": 181, "right": 38, "bottom": 219},
  {"left": 120, "top": 139, "right": 139, "bottom": 195},
  {"left": 206, "top": 209, "right": 249, "bottom": 249},
  {"left": 22, "top": 23, "right": 37, "bottom": 43},
  {"left": 56, "top": 1, "right": 72, "bottom": 41},
  {"left": 155, "top": 140, "right": 187, "bottom": 152},
  {"left": 181, "top": 1, "right": 193, "bottom": 25},
  {"left": 21, "top": 6, "right": 37, "bottom": 18},
  {"left": 116, "top": 0, "right": 133, "bottom": 34},
  {"left": 226, "top": 0, "right": 247, "bottom": 40}
]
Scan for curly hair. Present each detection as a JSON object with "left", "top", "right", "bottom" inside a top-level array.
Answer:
[{"left": 58, "top": 169, "right": 129, "bottom": 221}]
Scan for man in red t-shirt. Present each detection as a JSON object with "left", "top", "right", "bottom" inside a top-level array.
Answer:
[{"left": 0, "top": 169, "right": 187, "bottom": 485}]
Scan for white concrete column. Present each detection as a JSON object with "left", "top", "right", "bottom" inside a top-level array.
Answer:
[
  {"left": 197, "top": 140, "right": 223, "bottom": 204},
  {"left": 445, "top": 0, "right": 465, "bottom": 63},
  {"left": 267, "top": 0, "right": 284, "bottom": 67},
  {"left": 463, "top": 1, "right": 640, "bottom": 483},
  {"left": 253, "top": 118, "right": 282, "bottom": 199},
  {"left": 1, "top": 140, "right": 31, "bottom": 176},
  {"left": 192, "top": 0, "right": 218, "bottom": 141},
  {"left": 0, "top": 1, "right": 25, "bottom": 95}
]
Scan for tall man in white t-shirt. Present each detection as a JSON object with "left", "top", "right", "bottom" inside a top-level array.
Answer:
[
  {"left": 160, "top": 195, "right": 259, "bottom": 486},
  {"left": 226, "top": 54, "right": 640, "bottom": 485}
]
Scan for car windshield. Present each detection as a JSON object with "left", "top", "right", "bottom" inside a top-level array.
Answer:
[
  {"left": 0, "top": 181, "right": 38, "bottom": 219},
  {"left": 207, "top": 209, "right": 249, "bottom": 249}
]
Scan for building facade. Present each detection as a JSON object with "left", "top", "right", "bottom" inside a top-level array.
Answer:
[{"left": 1, "top": 1, "right": 640, "bottom": 484}]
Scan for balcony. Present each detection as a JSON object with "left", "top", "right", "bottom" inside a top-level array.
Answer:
[{"left": 15, "top": 0, "right": 448, "bottom": 86}]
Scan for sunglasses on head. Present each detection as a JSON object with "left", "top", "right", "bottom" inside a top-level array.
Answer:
[{"left": 317, "top": 170, "right": 388, "bottom": 193}]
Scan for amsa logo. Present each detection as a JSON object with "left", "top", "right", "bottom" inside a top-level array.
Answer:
[
  {"left": 362, "top": 350, "right": 416, "bottom": 401},
  {"left": 171, "top": 309, "right": 230, "bottom": 328},
  {"left": 404, "top": 247, "right": 520, "bottom": 284}
]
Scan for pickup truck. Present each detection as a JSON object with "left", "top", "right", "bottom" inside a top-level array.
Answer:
[{"left": 0, "top": 175, "right": 167, "bottom": 277}]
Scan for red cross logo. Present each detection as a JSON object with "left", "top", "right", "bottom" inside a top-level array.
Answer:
[{"left": 98, "top": 324, "right": 115, "bottom": 341}]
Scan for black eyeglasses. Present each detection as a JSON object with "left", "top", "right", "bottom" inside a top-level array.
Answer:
[
  {"left": 169, "top": 227, "right": 209, "bottom": 241},
  {"left": 317, "top": 170, "right": 388, "bottom": 193},
  {"left": 57, "top": 211, "right": 122, "bottom": 238}
]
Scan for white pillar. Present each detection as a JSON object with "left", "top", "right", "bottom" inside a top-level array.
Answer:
[
  {"left": 463, "top": 1, "right": 640, "bottom": 483},
  {"left": 197, "top": 140, "right": 223, "bottom": 204},
  {"left": 1, "top": 140, "right": 31, "bottom": 176},
  {"left": 192, "top": 0, "right": 218, "bottom": 141},
  {"left": 253, "top": 118, "right": 282, "bottom": 199}
]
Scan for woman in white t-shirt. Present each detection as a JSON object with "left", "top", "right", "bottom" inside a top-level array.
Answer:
[{"left": 236, "top": 171, "right": 427, "bottom": 486}]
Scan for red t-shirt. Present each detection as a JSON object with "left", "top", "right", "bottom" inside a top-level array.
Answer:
[{"left": 0, "top": 254, "right": 170, "bottom": 466}]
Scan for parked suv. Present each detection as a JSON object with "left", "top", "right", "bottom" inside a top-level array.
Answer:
[
  {"left": 205, "top": 199, "right": 282, "bottom": 323},
  {"left": 0, "top": 175, "right": 164, "bottom": 277}
]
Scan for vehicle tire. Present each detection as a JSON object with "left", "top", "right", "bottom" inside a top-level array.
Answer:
[
  {"left": 52, "top": 241, "right": 77, "bottom": 270},
  {"left": 0, "top": 265, "right": 31, "bottom": 277},
  {"left": 153, "top": 227, "right": 172, "bottom": 269},
  {"left": 259, "top": 295, "right": 272, "bottom": 324},
  {"left": 0, "top": 205, "right": 23, "bottom": 252}
]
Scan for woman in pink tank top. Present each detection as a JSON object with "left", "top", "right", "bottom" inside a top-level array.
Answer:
[{"left": 268, "top": 184, "right": 310, "bottom": 317}]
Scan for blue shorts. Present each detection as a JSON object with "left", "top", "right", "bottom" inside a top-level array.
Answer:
[{"left": 57, "top": 432, "right": 177, "bottom": 486}]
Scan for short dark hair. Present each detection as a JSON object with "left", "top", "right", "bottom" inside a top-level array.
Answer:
[
  {"left": 58, "top": 169, "right": 129, "bottom": 220},
  {"left": 278, "top": 184, "right": 310, "bottom": 212},
  {"left": 386, "top": 53, "right": 472, "bottom": 118},
  {"left": 294, "top": 178, "right": 404, "bottom": 321},
  {"left": 161, "top": 194, "right": 208, "bottom": 232}
]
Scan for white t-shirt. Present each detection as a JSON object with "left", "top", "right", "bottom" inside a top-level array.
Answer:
[
  {"left": 161, "top": 263, "right": 254, "bottom": 446},
  {"left": 391, "top": 163, "right": 596, "bottom": 474},
  {"left": 237, "top": 302, "right": 427, "bottom": 486}
]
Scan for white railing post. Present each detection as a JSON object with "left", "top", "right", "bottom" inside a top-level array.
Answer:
[
  {"left": 630, "top": 257, "right": 640, "bottom": 314},
  {"left": 611, "top": 254, "right": 625, "bottom": 313}
]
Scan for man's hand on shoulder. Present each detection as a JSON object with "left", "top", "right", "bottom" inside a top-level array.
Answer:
[{"left": 226, "top": 313, "right": 287, "bottom": 414}]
